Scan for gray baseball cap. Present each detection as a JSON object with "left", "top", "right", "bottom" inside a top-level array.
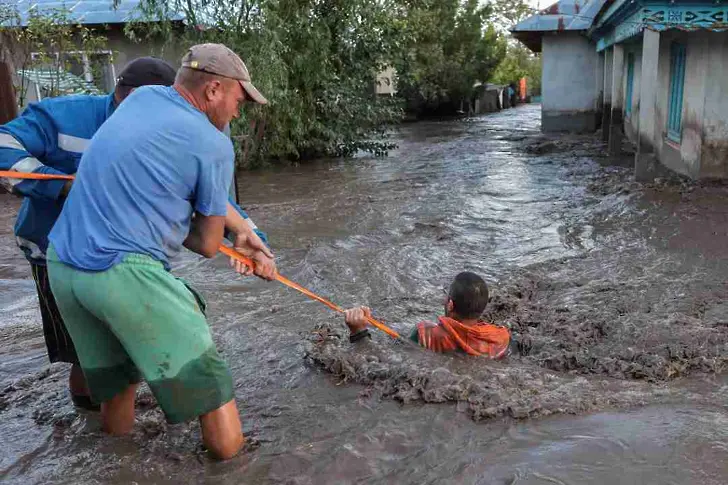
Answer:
[{"left": 181, "top": 43, "right": 268, "bottom": 105}]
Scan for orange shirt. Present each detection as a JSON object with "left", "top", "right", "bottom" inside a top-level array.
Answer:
[{"left": 411, "top": 316, "right": 510, "bottom": 358}]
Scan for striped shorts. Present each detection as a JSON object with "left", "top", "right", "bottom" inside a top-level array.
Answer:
[{"left": 30, "top": 263, "right": 79, "bottom": 364}]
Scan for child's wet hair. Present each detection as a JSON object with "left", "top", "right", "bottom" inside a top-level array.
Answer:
[{"left": 448, "top": 272, "right": 489, "bottom": 319}]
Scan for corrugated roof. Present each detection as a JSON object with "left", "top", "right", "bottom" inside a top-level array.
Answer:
[
  {"left": 5, "top": 0, "right": 183, "bottom": 26},
  {"left": 511, "top": 0, "right": 607, "bottom": 33}
]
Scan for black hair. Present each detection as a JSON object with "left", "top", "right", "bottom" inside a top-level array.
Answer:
[
  {"left": 448, "top": 271, "right": 489, "bottom": 319},
  {"left": 114, "top": 83, "right": 135, "bottom": 101}
]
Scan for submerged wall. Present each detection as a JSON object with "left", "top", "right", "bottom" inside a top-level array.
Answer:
[
  {"left": 699, "top": 32, "right": 728, "bottom": 179},
  {"left": 541, "top": 32, "right": 599, "bottom": 132},
  {"left": 648, "top": 30, "right": 728, "bottom": 179}
]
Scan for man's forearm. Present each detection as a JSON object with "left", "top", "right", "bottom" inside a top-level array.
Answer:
[
  {"left": 184, "top": 213, "right": 226, "bottom": 258},
  {"left": 183, "top": 223, "right": 206, "bottom": 255},
  {"left": 227, "top": 196, "right": 269, "bottom": 245},
  {"left": 225, "top": 201, "right": 251, "bottom": 238}
]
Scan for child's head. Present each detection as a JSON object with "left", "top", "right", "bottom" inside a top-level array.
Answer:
[{"left": 445, "top": 272, "right": 489, "bottom": 320}]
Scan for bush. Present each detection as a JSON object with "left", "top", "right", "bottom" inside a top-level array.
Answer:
[{"left": 130, "top": 0, "right": 403, "bottom": 167}]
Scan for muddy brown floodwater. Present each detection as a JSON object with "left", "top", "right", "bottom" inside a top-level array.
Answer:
[{"left": 0, "top": 104, "right": 727, "bottom": 484}]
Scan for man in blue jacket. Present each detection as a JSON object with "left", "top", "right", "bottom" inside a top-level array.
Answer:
[
  {"left": 0, "top": 57, "right": 177, "bottom": 409},
  {"left": 0, "top": 56, "right": 268, "bottom": 410}
]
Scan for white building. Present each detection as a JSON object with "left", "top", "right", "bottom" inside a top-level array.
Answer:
[{"left": 512, "top": 0, "right": 728, "bottom": 180}]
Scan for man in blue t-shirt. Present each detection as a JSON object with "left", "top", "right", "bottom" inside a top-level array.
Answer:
[
  {"left": 0, "top": 57, "right": 177, "bottom": 410},
  {"left": 47, "top": 44, "right": 275, "bottom": 460}
]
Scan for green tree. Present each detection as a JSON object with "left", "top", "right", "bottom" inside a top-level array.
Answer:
[
  {"left": 130, "top": 0, "right": 404, "bottom": 167},
  {"left": 490, "top": 42, "right": 541, "bottom": 95},
  {"left": 392, "top": 0, "right": 507, "bottom": 117}
]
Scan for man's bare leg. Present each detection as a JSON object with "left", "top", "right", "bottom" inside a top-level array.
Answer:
[
  {"left": 69, "top": 364, "right": 89, "bottom": 395},
  {"left": 101, "top": 383, "right": 139, "bottom": 435},
  {"left": 199, "top": 399, "right": 244, "bottom": 460},
  {"left": 69, "top": 364, "right": 102, "bottom": 411}
]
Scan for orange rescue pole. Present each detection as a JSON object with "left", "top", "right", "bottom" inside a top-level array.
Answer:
[
  {"left": 0, "top": 170, "right": 402, "bottom": 340},
  {"left": 218, "top": 245, "right": 400, "bottom": 339}
]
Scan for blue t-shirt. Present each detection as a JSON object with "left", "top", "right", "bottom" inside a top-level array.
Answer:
[{"left": 49, "top": 86, "right": 233, "bottom": 271}]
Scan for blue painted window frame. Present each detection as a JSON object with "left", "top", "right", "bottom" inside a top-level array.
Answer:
[
  {"left": 667, "top": 42, "right": 686, "bottom": 143},
  {"left": 625, "top": 53, "right": 635, "bottom": 118}
]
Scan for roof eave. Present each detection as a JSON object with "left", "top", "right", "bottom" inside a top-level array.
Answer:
[{"left": 511, "top": 31, "right": 545, "bottom": 53}]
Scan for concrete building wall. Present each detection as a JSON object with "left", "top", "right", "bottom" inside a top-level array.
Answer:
[
  {"left": 541, "top": 32, "right": 599, "bottom": 132},
  {"left": 623, "top": 46, "right": 642, "bottom": 142},
  {"left": 699, "top": 31, "right": 728, "bottom": 179},
  {"left": 595, "top": 51, "right": 604, "bottom": 129},
  {"left": 637, "top": 30, "right": 728, "bottom": 179},
  {"left": 601, "top": 48, "right": 613, "bottom": 140},
  {"left": 652, "top": 30, "right": 689, "bottom": 176},
  {"left": 106, "top": 27, "right": 183, "bottom": 75},
  {"left": 649, "top": 31, "right": 709, "bottom": 178},
  {"left": 679, "top": 32, "right": 709, "bottom": 175},
  {"left": 472, "top": 85, "right": 502, "bottom": 114}
]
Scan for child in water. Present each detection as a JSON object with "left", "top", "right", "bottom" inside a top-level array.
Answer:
[{"left": 343, "top": 271, "right": 510, "bottom": 357}]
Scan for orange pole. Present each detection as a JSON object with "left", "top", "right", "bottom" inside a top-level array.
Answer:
[
  {"left": 0, "top": 171, "right": 74, "bottom": 180},
  {"left": 218, "top": 246, "right": 400, "bottom": 339},
  {"left": 0, "top": 170, "right": 402, "bottom": 339}
]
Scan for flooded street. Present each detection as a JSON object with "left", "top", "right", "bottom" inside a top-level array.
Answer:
[{"left": 1, "top": 104, "right": 726, "bottom": 483}]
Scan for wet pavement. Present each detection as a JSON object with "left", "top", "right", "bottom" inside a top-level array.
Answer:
[{"left": 0, "top": 104, "right": 726, "bottom": 484}]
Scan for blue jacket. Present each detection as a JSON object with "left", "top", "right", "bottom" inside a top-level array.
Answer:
[{"left": 0, "top": 94, "right": 267, "bottom": 265}]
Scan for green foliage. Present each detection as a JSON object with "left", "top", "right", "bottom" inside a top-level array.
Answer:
[
  {"left": 490, "top": 0, "right": 533, "bottom": 28},
  {"left": 392, "top": 0, "right": 508, "bottom": 117},
  {"left": 490, "top": 42, "right": 541, "bottom": 95},
  {"left": 130, "top": 0, "right": 403, "bottom": 167},
  {"left": 126, "top": 0, "right": 534, "bottom": 163},
  {"left": 0, "top": 6, "right": 108, "bottom": 106}
]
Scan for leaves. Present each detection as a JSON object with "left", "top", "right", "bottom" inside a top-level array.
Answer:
[
  {"left": 131, "top": 0, "right": 403, "bottom": 167},
  {"left": 0, "top": 6, "right": 108, "bottom": 106},
  {"left": 2, "top": 0, "right": 535, "bottom": 165},
  {"left": 391, "top": 0, "right": 508, "bottom": 117},
  {"left": 491, "top": 42, "right": 541, "bottom": 93}
]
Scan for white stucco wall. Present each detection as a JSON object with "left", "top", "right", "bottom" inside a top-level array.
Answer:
[
  {"left": 650, "top": 30, "right": 706, "bottom": 177},
  {"left": 623, "top": 46, "right": 642, "bottom": 141},
  {"left": 541, "top": 32, "right": 599, "bottom": 132},
  {"left": 651, "top": 30, "right": 694, "bottom": 177},
  {"left": 700, "top": 31, "right": 728, "bottom": 178},
  {"left": 542, "top": 32, "right": 599, "bottom": 112},
  {"left": 595, "top": 51, "right": 604, "bottom": 113},
  {"left": 639, "top": 30, "right": 728, "bottom": 179},
  {"left": 680, "top": 32, "right": 709, "bottom": 174}
]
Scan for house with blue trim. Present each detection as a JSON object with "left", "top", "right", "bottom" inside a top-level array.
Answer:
[{"left": 512, "top": 0, "right": 728, "bottom": 180}]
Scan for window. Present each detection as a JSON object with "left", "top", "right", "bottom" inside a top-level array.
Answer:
[
  {"left": 667, "top": 42, "right": 686, "bottom": 143},
  {"left": 625, "top": 53, "right": 635, "bottom": 117}
]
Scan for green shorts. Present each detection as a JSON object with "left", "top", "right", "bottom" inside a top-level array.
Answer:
[{"left": 47, "top": 246, "right": 234, "bottom": 424}]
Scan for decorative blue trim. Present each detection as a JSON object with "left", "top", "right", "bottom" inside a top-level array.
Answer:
[
  {"left": 644, "top": 6, "right": 728, "bottom": 31},
  {"left": 596, "top": 9, "right": 646, "bottom": 51},
  {"left": 595, "top": 0, "right": 633, "bottom": 30},
  {"left": 593, "top": 4, "right": 728, "bottom": 52}
]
